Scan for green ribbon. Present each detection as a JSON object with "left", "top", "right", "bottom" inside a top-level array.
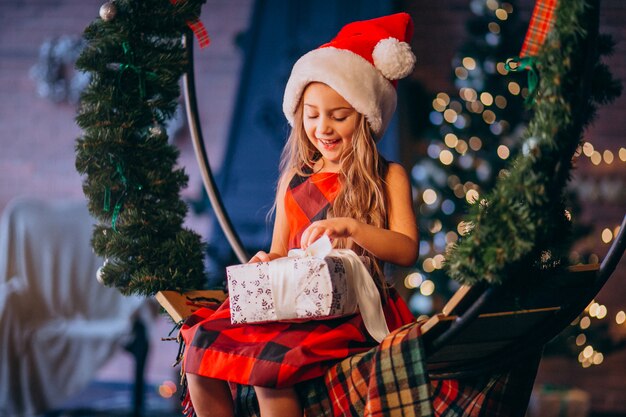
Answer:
[
  {"left": 103, "top": 158, "right": 142, "bottom": 233},
  {"left": 117, "top": 41, "right": 156, "bottom": 99},
  {"left": 505, "top": 56, "right": 539, "bottom": 104}
]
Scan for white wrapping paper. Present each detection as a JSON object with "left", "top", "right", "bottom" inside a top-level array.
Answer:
[{"left": 227, "top": 236, "right": 389, "bottom": 342}]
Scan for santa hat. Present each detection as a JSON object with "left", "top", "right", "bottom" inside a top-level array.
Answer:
[{"left": 282, "top": 12, "right": 416, "bottom": 139}]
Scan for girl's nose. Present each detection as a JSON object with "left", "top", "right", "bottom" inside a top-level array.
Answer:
[{"left": 316, "top": 116, "right": 333, "bottom": 135}]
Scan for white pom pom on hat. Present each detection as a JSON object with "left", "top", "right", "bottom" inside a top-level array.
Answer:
[{"left": 283, "top": 12, "right": 416, "bottom": 139}]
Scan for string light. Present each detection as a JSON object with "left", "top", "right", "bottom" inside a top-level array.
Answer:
[
  {"left": 444, "top": 109, "right": 458, "bottom": 123},
  {"left": 445, "top": 231, "right": 459, "bottom": 243},
  {"left": 480, "top": 92, "right": 494, "bottom": 106},
  {"left": 429, "top": 219, "right": 443, "bottom": 233},
  {"left": 432, "top": 97, "right": 447, "bottom": 112},
  {"left": 439, "top": 149, "right": 454, "bottom": 165},
  {"left": 453, "top": 184, "right": 465, "bottom": 198},
  {"left": 482, "top": 109, "right": 496, "bottom": 124},
  {"left": 450, "top": 101, "right": 463, "bottom": 113},
  {"left": 496, "top": 62, "right": 508, "bottom": 75},
  {"left": 469, "top": 136, "right": 482, "bottom": 151},
  {"left": 590, "top": 151, "right": 602, "bottom": 165},
  {"left": 457, "top": 221, "right": 473, "bottom": 235},
  {"left": 422, "top": 258, "right": 435, "bottom": 273},
  {"left": 494, "top": 95, "right": 507, "bottom": 108},
  {"left": 420, "top": 280, "right": 435, "bottom": 296},
  {"left": 455, "top": 139, "right": 469, "bottom": 154},
  {"left": 455, "top": 67, "right": 469, "bottom": 80},
  {"left": 462, "top": 57, "right": 477, "bottom": 70},
  {"left": 466, "top": 189, "right": 479, "bottom": 204},
  {"left": 460, "top": 87, "right": 478, "bottom": 102},
  {"left": 404, "top": 272, "right": 424, "bottom": 289},
  {"left": 445, "top": 133, "right": 459, "bottom": 148},
  {"left": 488, "top": 22, "right": 501, "bottom": 33},
  {"left": 507, "top": 81, "right": 521, "bottom": 95},
  {"left": 433, "top": 254, "right": 445, "bottom": 269},
  {"left": 486, "top": 0, "right": 499, "bottom": 11},
  {"left": 422, "top": 189, "right": 438, "bottom": 205},
  {"left": 579, "top": 316, "right": 591, "bottom": 329},
  {"left": 497, "top": 145, "right": 510, "bottom": 159}
]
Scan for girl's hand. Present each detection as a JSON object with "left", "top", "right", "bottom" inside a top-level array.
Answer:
[
  {"left": 249, "top": 251, "right": 274, "bottom": 263},
  {"left": 300, "top": 218, "right": 356, "bottom": 249}
]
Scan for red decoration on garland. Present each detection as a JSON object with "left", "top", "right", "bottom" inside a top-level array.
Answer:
[
  {"left": 520, "top": 0, "right": 558, "bottom": 57},
  {"left": 169, "top": 0, "right": 211, "bottom": 48}
]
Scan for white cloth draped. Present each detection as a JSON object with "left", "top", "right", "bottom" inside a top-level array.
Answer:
[{"left": 0, "top": 198, "right": 147, "bottom": 417}]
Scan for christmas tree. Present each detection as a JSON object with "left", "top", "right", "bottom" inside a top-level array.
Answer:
[{"left": 407, "top": 0, "right": 529, "bottom": 314}]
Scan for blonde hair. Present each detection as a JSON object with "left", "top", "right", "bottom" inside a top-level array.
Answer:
[{"left": 278, "top": 100, "right": 390, "bottom": 295}]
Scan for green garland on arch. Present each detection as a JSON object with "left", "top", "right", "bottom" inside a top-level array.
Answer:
[
  {"left": 75, "top": 0, "right": 208, "bottom": 296},
  {"left": 444, "top": 0, "right": 621, "bottom": 285}
]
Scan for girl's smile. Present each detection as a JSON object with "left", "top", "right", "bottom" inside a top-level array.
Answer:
[{"left": 302, "top": 82, "right": 358, "bottom": 171}]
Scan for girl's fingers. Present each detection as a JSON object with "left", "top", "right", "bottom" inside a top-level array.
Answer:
[
  {"left": 249, "top": 251, "right": 271, "bottom": 263},
  {"left": 301, "top": 225, "right": 323, "bottom": 249}
]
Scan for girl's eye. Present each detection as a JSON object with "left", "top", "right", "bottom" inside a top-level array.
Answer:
[
  {"left": 306, "top": 114, "right": 318, "bottom": 119},
  {"left": 333, "top": 116, "right": 347, "bottom": 121}
]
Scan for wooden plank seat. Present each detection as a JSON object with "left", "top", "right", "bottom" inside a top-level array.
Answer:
[{"left": 421, "top": 264, "right": 599, "bottom": 379}]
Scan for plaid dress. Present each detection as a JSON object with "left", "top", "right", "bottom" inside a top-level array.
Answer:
[{"left": 180, "top": 170, "right": 415, "bottom": 388}]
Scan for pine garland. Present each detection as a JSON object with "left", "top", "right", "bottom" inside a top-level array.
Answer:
[
  {"left": 75, "top": 0, "right": 208, "bottom": 296},
  {"left": 445, "top": 0, "right": 621, "bottom": 285}
]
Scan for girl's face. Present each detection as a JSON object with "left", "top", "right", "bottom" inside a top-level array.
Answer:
[{"left": 302, "top": 82, "right": 358, "bottom": 171}]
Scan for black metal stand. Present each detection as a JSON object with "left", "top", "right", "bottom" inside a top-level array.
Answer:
[{"left": 182, "top": 31, "right": 249, "bottom": 264}]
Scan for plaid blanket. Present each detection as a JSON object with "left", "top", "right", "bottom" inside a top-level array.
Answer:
[{"left": 233, "top": 322, "right": 541, "bottom": 417}]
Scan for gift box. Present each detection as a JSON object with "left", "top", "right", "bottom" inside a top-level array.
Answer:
[
  {"left": 227, "top": 254, "right": 357, "bottom": 323},
  {"left": 226, "top": 236, "right": 390, "bottom": 341}
]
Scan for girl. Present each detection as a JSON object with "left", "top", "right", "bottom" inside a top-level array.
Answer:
[{"left": 181, "top": 12, "right": 418, "bottom": 417}]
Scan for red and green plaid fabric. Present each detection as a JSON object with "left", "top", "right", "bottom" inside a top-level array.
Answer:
[
  {"left": 232, "top": 325, "right": 540, "bottom": 417},
  {"left": 319, "top": 322, "right": 432, "bottom": 417},
  {"left": 181, "top": 294, "right": 410, "bottom": 388},
  {"left": 285, "top": 169, "right": 341, "bottom": 250},
  {"left": 520, "top": 0, "right": 558, "bottom": 57}
]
